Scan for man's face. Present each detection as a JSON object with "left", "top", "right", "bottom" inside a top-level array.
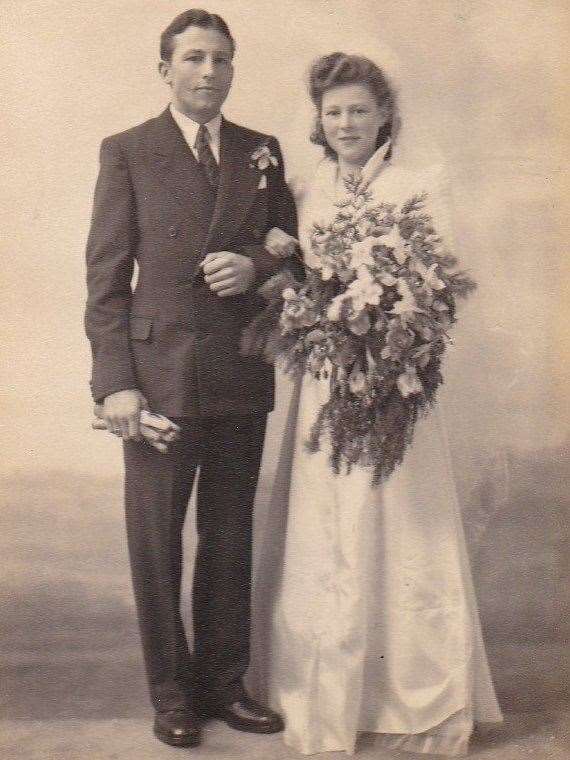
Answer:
[{"left": 159, "top": 25, "right": 234, "bottom": 123}]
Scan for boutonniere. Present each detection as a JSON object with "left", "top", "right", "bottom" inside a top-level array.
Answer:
[{"left": 250, "top": 143, "right": 279, "bottom": 171}]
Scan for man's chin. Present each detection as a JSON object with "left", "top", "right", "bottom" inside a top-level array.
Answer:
[{"left": 176, "top": 100, "right": 223, "bottom": 122}]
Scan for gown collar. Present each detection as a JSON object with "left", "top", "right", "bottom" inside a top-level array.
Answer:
[{"left": 314, "top": 140, "right": 392, "bottom": 200}]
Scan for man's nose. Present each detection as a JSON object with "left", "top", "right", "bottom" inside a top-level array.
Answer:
[{"left": 201, "top": 56, "right": 215, "bottom": 77}]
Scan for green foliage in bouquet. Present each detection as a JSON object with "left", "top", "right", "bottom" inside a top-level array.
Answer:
[{"left": 242, "top": 176, "right": 476, "bottom": 483}]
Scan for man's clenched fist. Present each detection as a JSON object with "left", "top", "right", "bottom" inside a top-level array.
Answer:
[{"left": 202, "top": 251, "right": 255, "bottom": 296}]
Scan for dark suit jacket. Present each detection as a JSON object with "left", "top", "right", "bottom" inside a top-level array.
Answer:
[{"left": 85, "top": 108, "right": 298, "bottom": 417}]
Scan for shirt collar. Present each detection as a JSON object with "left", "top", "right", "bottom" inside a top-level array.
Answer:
[{"left": 169, "top": 104, "right": 222, "bottom": 148}]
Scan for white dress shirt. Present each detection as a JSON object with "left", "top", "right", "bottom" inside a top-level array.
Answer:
[{"left": 169, "top": 104, "right": 222, "bottom": 164}]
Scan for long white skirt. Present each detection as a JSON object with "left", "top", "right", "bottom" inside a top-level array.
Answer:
[{"left": 249, "top": 370, "right": 502, "bottom": 756}]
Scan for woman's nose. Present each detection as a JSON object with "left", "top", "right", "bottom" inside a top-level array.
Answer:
[{"left": 339, "top": 111, "right": 352, "bottom": 129}]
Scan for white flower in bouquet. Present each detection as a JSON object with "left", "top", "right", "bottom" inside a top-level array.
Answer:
[
  {"left": 348, "top": 365, "right": 368, "bottom": 396},
  {"left": 280, "top": 287, "right": 318, "bottom": 331},
  {"left": 350, "top": 237, "right": 378, "bottom": 269},
  {"left": 378, "top": 225, "right": 408, "bottom": 264},
  {"left": 413, "top": 260, "right": 446, "bottom": 292},
  {"left": 390, "top": 279, "right": 424, "bottom": 320},
  {"left": 326, "top": 292, "right": 348, "bottom": 322},
  {"left": 347, "top": 268, "right": 383, "bottom": 310},
  {"left": 397, "top": 365, "right": 423, "bottom": 398},
  {"left": 312, "top": 247, "right": 339, "bottom": 281},
  {"left": 379, "top": 272, "right": 398, "bottom": 287},
  {"left": 316, "top": 260, "right": 335, "bottom": 281}
]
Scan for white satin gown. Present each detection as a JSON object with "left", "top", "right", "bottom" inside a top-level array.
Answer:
[{"left": 249, "top": 144, "right": 502, "bottom": 756}]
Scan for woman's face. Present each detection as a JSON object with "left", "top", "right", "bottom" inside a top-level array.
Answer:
[{"left": 321, "top": 83, "right": 390, "bottom": 166}]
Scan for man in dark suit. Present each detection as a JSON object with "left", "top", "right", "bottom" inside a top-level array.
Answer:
[{"left": 85, "top": 9, "right": 298, "bottom": 748}]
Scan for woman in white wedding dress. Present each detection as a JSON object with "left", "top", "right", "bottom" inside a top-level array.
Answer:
[{"left": 251, "top": 52, "right": 502, "bottom": 756}]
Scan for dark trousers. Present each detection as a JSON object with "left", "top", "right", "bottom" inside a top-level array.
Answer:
[{"left": 123, "top": 413, "right": 267, "bottom": 713}]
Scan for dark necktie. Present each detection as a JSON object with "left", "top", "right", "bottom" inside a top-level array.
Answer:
[{"left": 195, "top": 124, "right": 219, "bottom": 190}]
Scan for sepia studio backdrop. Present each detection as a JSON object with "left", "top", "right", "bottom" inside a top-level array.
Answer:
[{"left": 1, "top": 0, "right": 568, "bottom": 725}]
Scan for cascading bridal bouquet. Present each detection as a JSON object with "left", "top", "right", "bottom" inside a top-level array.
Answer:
[{"left": 242, "top": 175, "right": 476, "bottom": 483}]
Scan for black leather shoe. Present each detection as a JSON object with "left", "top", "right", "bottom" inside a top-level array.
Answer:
[
  {"left": 153, "top": 708, "right": 202, "bottom": 747},
  {"left": 207, "top": 694, "right": 284, "bottom": 734}
]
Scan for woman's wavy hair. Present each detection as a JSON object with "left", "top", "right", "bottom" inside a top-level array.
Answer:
[{"left": 308, "top": 52, "right": 399, "bottom": 160}]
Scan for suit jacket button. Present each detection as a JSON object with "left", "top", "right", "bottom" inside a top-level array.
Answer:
[{"left": 168, "top": 225, "right": 178, "bottom": 238}]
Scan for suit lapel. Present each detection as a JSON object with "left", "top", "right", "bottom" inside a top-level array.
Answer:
[
  {"left": 147, "top": 111, "right": 262, "bottom": 253},
  {"left": 205, "top": 120, "right": 261, "bottom": 252},
  {"left": 149, "top": 109, "right": 215, "bottom": 217}
]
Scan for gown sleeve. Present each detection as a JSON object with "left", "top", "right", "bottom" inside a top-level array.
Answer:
[
  {"left": 417, "top": 163, "right": 512, "bottom": 543},
  {"left": 417, "top": 163, "right": 456, "bottom": 250}
]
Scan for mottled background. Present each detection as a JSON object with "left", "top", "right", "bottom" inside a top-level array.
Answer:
[{"left": 1, "top": 1, "right": 568, "bottom": 757}]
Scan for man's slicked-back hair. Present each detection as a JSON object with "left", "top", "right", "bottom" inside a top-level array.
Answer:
[{"left": 160, "top": 8, "right": 235, "bottom": 61}]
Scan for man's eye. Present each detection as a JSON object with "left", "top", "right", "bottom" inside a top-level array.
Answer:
[{"left": 186, "top": 55, "right": 202, "bottom": 62}]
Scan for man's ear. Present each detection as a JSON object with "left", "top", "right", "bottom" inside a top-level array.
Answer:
[{"left": 158, "top": 59, "right": 172, "bottom": 85}]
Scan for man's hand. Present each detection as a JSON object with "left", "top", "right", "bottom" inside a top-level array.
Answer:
[
  {"left": 202, "top": 251, "right": 255, "bottom": 297},
  {"left": 103, "top": 389, "right": 148, "bottom": 441}
]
